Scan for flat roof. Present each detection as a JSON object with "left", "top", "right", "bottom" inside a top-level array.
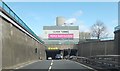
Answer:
[{"left": 43, "top": 26, "right": 79, "bottom": 30}]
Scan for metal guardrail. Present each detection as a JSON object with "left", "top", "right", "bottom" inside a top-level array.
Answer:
[
  {"left": 0, "top": 1, "right": 44, "bottom": 44},
  {"left": 71, "top": 55, "right": 120, "bottom": 71}
]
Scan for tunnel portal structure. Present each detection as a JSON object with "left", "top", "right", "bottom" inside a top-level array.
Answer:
[
  {"left": 45, "top": 47, "right": 78, "bottom": 60},
  {"left": 45, "top": 49, "right": 61, "bottom": 60},
  {"left": 0, "top": 1, "right": 46, "bottom": 68}
]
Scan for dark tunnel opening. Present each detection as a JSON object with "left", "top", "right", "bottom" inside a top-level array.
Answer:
[
  {"left": 45, "top": 50, "right": 61, "bottom": 60},
  {"left": 45, "top": 49, "right": 78, "bottom": 60},
  {"left": 70, "top": 49, "right": 78, "bottom": 56}
]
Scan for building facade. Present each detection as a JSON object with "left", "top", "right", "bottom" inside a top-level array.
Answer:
[
  {"left": 43, "top": 26, "right": 79, "bottom": 45},
  {"left": 79, "top": 32, "right": 91, "bottom": 40}
]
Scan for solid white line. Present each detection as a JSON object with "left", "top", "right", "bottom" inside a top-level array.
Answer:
[
  {"left": 15, "top": 60, "right": 39, "bottom": 69},
  {"left": 73, "top": 61, "right": 97, "bottom": 71}
]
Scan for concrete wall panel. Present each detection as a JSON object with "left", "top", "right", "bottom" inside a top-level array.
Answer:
[
  {"left": 0, "top": 16, "right": 2, "bottom": 70},
  {"left": 1, "top": 17, "right": 45, "bottom": 68},
  {"left": 77, "top": 40, "right": 114, "bottom": 57}
]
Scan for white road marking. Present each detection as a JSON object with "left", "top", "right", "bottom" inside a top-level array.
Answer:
[
  {"left": 15, "top": 60, "right": 39, "bottom": 69},
  {"left": 52, "top": 60, "right": 53, "bottom": 63},
  {"left": 49, "top": 66, "right": 52, "bottom": 70},
  {"left": 73, "top": 61, "right": 97, "bottom": 71},
  {"left": 51, "top": 60, "right": 53, "bottom": 65},
  {"left": 48, "top": 60, "right": 54, "bottom": 71},
  {"left": 51, "top": 62, "right": 53, "bottom": 66}
]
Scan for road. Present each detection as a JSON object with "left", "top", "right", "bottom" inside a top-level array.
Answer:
[{"left": 14, "top": 60, "right": 96, "bottom": 71}]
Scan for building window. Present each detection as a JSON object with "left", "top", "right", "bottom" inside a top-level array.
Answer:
[
  {"left": 53, "top": 31, "right": 60, "bottom": 33},
  {"left": 61, "top": 31, "right": 69, "bottom": 33}
]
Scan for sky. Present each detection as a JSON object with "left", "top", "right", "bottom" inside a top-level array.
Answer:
[
  {"left": 3, "top": 0, "right": 119, "bottom": 2},
  {"left": 6, "top": 2, "right": 118, "bottom": 39}
]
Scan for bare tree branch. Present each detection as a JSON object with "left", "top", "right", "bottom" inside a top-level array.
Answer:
[{"left": 90, "top": 21, "right": 108, "bottom": 39}]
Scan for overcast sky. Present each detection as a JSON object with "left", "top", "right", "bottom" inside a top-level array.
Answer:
[{"left": 6, "top": 2, "right": 118, "bottom": 39}]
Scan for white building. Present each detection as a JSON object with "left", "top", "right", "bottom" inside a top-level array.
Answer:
[
  {"left": 43, "top": 17, "right": 79, "bottom": 44},
  {"left": 43, "top": 26, "right": 79, "bottom": 44}
]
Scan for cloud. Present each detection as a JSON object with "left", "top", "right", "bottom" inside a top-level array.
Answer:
[
  {"left": 73, "top": 10, "right": 83, "bottom": 17},
  {"left": 69, "top": 10, "right": 89, "bottom": 32},
  {"left": 107, "top": 28, "right": 115, "bottom": 38},
  {"left": 78, "top": 21, "right": 90, "bottom": 32},
  {"left": 108, "top": 32, "right": 114, "bottom": 38},
  {"left": 65, "top": 18, "right": 77, "bottom": 25},
  {"left": 79, "top": 25, "right": 90, "bottom": 32},
  {"left": 59, "top": 10, "right": 83, "bottom": 26},
  {"left": 104, "top": 19, "right": 118, "bottom": 38},
  {"left": 64, "top": 17, "right": 90, "bottom": 32}
]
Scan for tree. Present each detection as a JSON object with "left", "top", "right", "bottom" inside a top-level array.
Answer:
[{"left": 90, "top": 21, "right": 108, "bottom": 39}]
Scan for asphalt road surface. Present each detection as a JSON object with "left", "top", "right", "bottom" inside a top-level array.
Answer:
[{"left": 15, "top": 60, "right": 96, "bottom": 71}]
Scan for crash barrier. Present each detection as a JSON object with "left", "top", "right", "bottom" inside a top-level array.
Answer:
[{"left": 71, "top": 55, "right": 120, "bottom": 71}]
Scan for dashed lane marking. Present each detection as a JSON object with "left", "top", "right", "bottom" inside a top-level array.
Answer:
[
  {"left": 49, "top": 66, "right": 52, "bottom": 70},
  {"left": 51, "top": 62, "right": 53, "bottom": 66},
  {"left": 48, "top": 60, "right": 54, "bottom": 71}
]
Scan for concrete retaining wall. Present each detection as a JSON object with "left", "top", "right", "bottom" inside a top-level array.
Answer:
[
  {"left": 77, "top": 40, "right": 114, "bottom": 57},
  {"left": 114, "top": 30, "right": 120, "bottom": 55},
  {"left": 114, "top": 30, "right": 120, "bottom": 66},
  {"left": 0, "top": 16, "right": 2, "bottom": 70},
  {"left": 1, "top": 15, "right": 46, "bottom": 68}
]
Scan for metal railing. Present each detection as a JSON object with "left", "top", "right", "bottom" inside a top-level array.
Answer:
[{"left": 0, "top": 1, "right": 44, "bottom": 44}]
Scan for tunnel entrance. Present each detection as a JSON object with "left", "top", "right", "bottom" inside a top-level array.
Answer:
[
  {"left": 45, "top": 48, "right": 78, "bottom": 60},
  {"left": 63, "top": 49, "right": 78, "bottom": 59},
  {"left": 63, "top": 49, "right": 78, "bottom": 56},
  {"left": 63, "top": 49, "right": 69, "bottom": 56},
  {"left": 70, "top": 49, "right": 78, "bottom": 56},
  {"left": 45, "top": 49, "right": 61, "bottom": 60}
]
